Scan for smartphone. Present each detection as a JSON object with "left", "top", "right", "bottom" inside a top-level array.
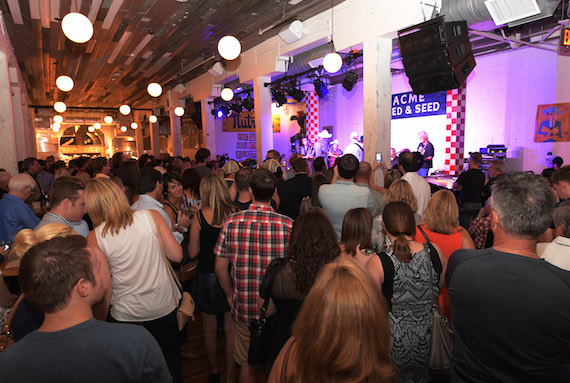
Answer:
[{"left": 376, "top": 153, "right": 382, "bottom": 162}]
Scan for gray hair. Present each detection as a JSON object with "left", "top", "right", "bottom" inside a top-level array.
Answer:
[
  {"left": 490, "top": 172, "right": 556, "bottom": 239},
  {"left": 553, "top": 204, "right": 570, "bottom": 238},
  {"left": 9, "top": 173, "right": 36, "bottom": 192}
]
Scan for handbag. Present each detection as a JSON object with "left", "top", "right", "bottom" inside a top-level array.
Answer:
[
  {"left": 418, "top": 225, "right": 454, "bottom": 382},
  {"left": 153, "top": 213, "right": 195, "bottom": 331},
  {"left": 247, "top": 260, "right": 280, "bottom": 366},
  {"left": 248, "top": 297, "right": 275, "bottom": 366},
  {"left": 0, "top": 294, "right": 25, "bottom": 352}
]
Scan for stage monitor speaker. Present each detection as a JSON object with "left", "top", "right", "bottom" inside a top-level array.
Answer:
[{"left": 398, "top": 16, "right": 476, "bottom": 94}]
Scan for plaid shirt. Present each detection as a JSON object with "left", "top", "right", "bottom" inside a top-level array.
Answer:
[
  {"left": 468, "top": 216, "right": 491, "bottom": 249},
  {"left": 214, "top": 204, "right": 294, "bottom": 323}
]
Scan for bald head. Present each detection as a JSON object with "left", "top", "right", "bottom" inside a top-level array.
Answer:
[
  {"left": 355, "top": 162, "right": 372, "bottom": 182},
  {"left": 9, "top": 173, "right": 36, "bottom": 200}
]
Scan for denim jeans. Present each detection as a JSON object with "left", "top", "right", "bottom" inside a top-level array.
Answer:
[{"left": 110, "top": 309, "right": 182, "bottom": 383}]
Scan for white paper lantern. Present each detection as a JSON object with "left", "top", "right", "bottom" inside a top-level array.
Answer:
[
  {"left": 104, "top": 115, "right": 114, "bottom": 124},
  {"left": 56, "top": 75, "right": 74, "bottom": 92},
  {"left": 94, "top": 122, "right": 101, "bottom": 129},
  {"left": 217, "top": 35, "right": 241, "bottom": 60},
  {"left": 149, "top": 115, "right": 158, "bottom": 123},
  {"left": 119, "top": 104, "right": 131, "bottom": 115},
  {"left": 88, "top": 126, "right": 95, "bottom": 132},
  {"left": 120, "top": 126, "right": 128, "bottom": 132},
  {"left": 147, "top": 82, "right": 162, "bottom": 97},
  {"left": 61, "top": 13, "right": 93, "bottom": 44},
  {"left": 52, "top": 122, "right": 61, "bottom": 132},
  {"left": 54, "top": 102, "right": 67, "bottom": 113},
  {"left": 174, "top": 107, "right": 185, "bottom": 117},
  {"left": 53, "top": 115, "right": 64, "bottom": 124},
  {"left": 131, "top": 122, "right": 138, "bottom": 129},
  {"left": 323, "top": 52, "right": 343, "bottom": 74},
  {"left": 221, "top": 87, "right": 234, "bottom": 101}
]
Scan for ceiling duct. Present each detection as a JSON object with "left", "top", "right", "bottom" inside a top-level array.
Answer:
[
  {"left": 440, "top": 0, "right": 561, "bottom": 31},
  {"left": 286, "top": 44, "right": 333, "bottom": 76}
]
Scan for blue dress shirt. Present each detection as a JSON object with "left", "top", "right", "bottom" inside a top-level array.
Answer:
[{"left": 0, "top": 194, "right": 40, "bottom": 242}]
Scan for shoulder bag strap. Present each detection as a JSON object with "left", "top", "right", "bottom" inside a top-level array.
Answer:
[
  {"left": 149, "top": 211, "right": 183, "bottom": 306},
  {"left": 280, "top": 339, "right": 296, "bottom": 383},
  {"left": 417, "top": 224, "right": 432, "bottom": 243},
  {"left": 2, "top": 294, "right": 25, "bottom": 329}
]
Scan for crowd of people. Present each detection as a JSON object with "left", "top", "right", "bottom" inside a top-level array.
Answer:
[{"left": 0, "top": 146, "right": 569, "bottom": 383}]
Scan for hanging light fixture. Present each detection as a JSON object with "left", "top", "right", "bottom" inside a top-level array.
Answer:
[
  {"left": 119, "top": 104, "right": 131, "bottom": 115},
  {"left": 221, "top": 87, "right": 234, "bottom": 101},
  {"left": 131, "top": 122, "right": 138, "bottom": 129},
  {"left": 147, "top": 82, "right": 162, "bottom": 97},
  {"left": 88, "top": 125, "right": 95, "bottom": 132},
  {"left": 120, "top": 126, "right": 128, "bottom": 132},
  {"left": 322, "top": 0, "right": 343, "bottom": 74},
  {"left": 218, "top": 36, "right": 241, "bottom": 61},
  {"left": 61, "top": 13, "right": 93, "bottom": 44},
  {"left": 174, "top": 107, "right": 185, "bottom": 117},
  {"left": 53, "top": 115, "right": 64, "bottom": 124},
  {"left": 94, "top": 122, "right": 101, "bottom": 129},
  {"left": 323, "top": 51, "right": 343, "bottom": 73},
  {"left": 52, "top": 123, "right": 61, "bottom": 132},
  {"left": 56, "top": 75, "right": 74, "bottom": 92},
  {"left": 54, "top": 101, "right": 67, "bottom": 113},
  {"left": 149, "top": 115, "right": 158, "bottom": 123},
  {"left": 104, "top": 115, "right": 114, "bottom": 124}
]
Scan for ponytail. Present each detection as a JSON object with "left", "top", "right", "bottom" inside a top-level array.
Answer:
[
  {"left": 393, "top": 233, "right": 412, "bottom": 263},
  {"left": 12, "top": 224, "right": 76, "bottom": 258}
]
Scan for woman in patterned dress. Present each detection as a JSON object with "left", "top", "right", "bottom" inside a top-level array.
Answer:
[{"left": 379, "top": 201, "right": 447, "bottom": 383}]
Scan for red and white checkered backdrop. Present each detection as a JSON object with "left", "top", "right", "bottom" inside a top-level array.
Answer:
[
  {"left": 444, "top": 84, "right": 467, "bottom": 175},
  {"left": 305, "top": 91, "right": 319, "bottom": 144}
]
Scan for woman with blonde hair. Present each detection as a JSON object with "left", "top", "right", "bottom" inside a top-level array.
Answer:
[
  {"left": 340, "top": 208, "right": 384, "bottom": 285},
  {"left": 188, "top": 174, "right": 237, "bottom": 383},
  {"left": 379, "top": 201, "right": 446, "bottom": 383},
  {"left": 372, "top": 179, "right": 421, "bottom": 252},
  {"left": 415, "top": 189, "right": 474, "bottom": 318},
  {"left": 268, "top": 258, "right": 395, "bottom": 383},
  {"left": 85, "top": 178, "right": 183, "bottom": 383}
]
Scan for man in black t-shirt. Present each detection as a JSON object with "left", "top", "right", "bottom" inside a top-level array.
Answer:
[
  {"left": 454, "top": 152, "right": 485, "bottom": 228},
  {"left": 447, "top": 172, "right": 570, "bottom": 383},
  {"left": 0, "top": 236, "right": 171, "bottom": 383},
  {"left": 417, "top": 131, "right": 434, "bottom": 177}
]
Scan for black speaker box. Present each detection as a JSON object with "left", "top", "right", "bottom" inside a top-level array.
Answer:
[{"left": 398, "top": 17, "right": 476, "bottom": 94}]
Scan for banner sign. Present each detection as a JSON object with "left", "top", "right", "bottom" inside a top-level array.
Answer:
[
  {"left": 236, "top": 133, "right": 257, "bottom": 159},
  {"left": 223, "top": 111, "right": 256, "bottom": 132},
  {"left": 391, "top": 91, "right": 446, "bottom": 119}
]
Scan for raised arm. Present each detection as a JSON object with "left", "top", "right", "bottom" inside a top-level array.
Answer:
[{"left": 149, "top": 210, "right": 183, "bottom": 263}]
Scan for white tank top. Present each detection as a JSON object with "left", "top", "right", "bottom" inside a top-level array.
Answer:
[{"left": 95, "top": 210, "right": 180, "bottom": 321}]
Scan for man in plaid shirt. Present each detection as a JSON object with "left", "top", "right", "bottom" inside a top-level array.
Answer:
[{"left": 215, "top": 169, "right": 293, "bottom": 383}]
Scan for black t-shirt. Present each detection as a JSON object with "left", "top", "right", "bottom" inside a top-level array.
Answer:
[
  {"left": 456, "top": 168, "right": 485, "bottom": 204},
  {"left": 418, "top": 141, "right": 434, "bottom": 168},
  {"left": 446, "top": 248, "right": 570, "bottom": 383},
  {"left": 0, "top": 319, "right": 171, "bottom": 382}
]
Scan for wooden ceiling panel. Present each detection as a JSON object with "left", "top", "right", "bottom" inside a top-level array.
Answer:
[{"left": 1, "top": 0, "right": 346, "bottom": 108}]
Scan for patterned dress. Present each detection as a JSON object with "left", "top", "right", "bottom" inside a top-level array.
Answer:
[{"left": 387, "top": 244, "right": 439, "bottom": 383}]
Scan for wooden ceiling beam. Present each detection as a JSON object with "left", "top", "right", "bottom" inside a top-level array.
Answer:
[{"left": 7, "top": 0, "right": 24, "bottom": 24}]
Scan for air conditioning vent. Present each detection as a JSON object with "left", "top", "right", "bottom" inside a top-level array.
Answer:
[{"left": 484, "top": 0, "right": 540, "bottom": 26}]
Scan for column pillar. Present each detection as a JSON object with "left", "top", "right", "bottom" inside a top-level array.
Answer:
[
  {"left": 201, "top": 98, "right": 216, "bottom": 154},
  {"left": 149, "top": 108, "right": 161, "bottom": 157},
  {"left": 168, "top": 91, "right": 182, "bottom": 157},
  {"left": 363, "top": 36, "right": 392, "bottom": 186},
  {"left": 305, "top": 91, "right": 319, "bottom": 143},
  {"left": 443, "top": 85, "right": 467, "bottom": 175},
  {"left": 0, "top": 52, "right": 17, "bottom": 174},
  {"left": 133, "top": 110, "right": 144, "bottom": 157},
  {"left": 253, "top": 76, "right": 273, "bottom": 162}
]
